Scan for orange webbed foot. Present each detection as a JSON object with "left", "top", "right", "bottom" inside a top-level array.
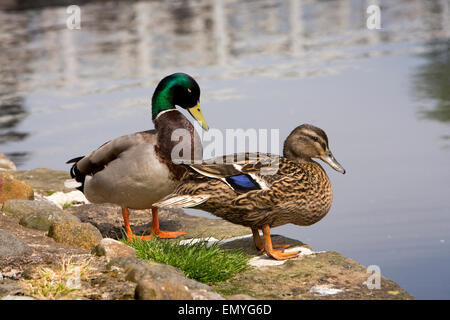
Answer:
[
  {"left": 262, "top": 224, "right": 299, "bottom": 260},
  {"left": 150, "top": 207, "right": 187, "bottom": 239},
  {"left": 126, "top": 234, "right": 153, "bottom": 241},
  {"left": 265, "top": 248, "right": 300, "bottom": 260},
  {"left": 154, "top": 230, "right": 186, "bottom": 239}
]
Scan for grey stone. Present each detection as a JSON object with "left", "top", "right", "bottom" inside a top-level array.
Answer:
[
  {"left": 106, "top": 257, "right": 144, "bottom": 271},
  {"left": 19, "top": 208, "right": 80, "bottom": 231},
  {"left": 135, "top": 278, "right": 193, "bottom": 300},
  {"left": 2, "top": 199, "right": 80, "bottom": 232},
  {"left": 2, "top": 199, "right": 81, "bottom": 231},
  {"left": 0, "top": 279, "right": 24, "bottom": 297},
  {"left": 0, "top": 230, "right": 33, "bottom": 259},
  {"left": 2, "top": 199, "right": 57, "bottom": 219},
  {"left": 108, "top": 257, "right": 223, "bottom": 300},
  {"left": 92, "top": 238, "right": 136, "bottom": 258},
  {"left": 125, "top": 261, "right": 185, "bottom": 283}
]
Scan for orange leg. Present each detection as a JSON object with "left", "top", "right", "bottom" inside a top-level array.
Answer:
[
  {"left": 252, "top": 228, "right": 264, "bottom": 251},
  {"left": 122, "top": 207, "right": 152, "bottom": 241},
  {"left": 148, "top": 207, "right": 186, "bottom": 239},
  {"left": 252, "top": 227, "right": 291, "bottom": 252},
  {"left": 262, "top": 225, "right": 299, "bottom": 260}
]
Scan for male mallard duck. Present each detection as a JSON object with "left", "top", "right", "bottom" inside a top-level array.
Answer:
[
  {"left": 155, "top": 124, "right": 345, "bottom": 260},
  {"left": 67, "top": 73, "right": 209, "bottom": 240}
]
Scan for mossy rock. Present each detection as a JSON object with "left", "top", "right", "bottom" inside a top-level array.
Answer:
[
  {"left": 48, "top": 220, "right": 103, "bottom": 250},
  {"left": 213, "top": 236, "right": 414, "bottom": 300},
  {"left": 3, "top": 199, "right": 63, "bottom": 219},
  {"left": 20, "top": 210, "right": 80, "bottom": 231},
  {"left": 0, "top": 174, "right": 34, "bottom": 204}
]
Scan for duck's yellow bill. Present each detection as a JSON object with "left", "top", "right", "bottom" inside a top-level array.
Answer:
[{"left": 188, "top": 103, "right": 209, "bottom": 131}]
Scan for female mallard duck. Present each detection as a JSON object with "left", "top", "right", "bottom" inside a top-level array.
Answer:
[
  {"left": 66, "top": 73, "right": 209, "bottom": 240},
  {"left": 155, "top": 124, "right": 345, "bottom": 260}
]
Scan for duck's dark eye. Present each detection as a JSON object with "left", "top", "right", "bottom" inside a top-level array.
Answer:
[{"left": 312, "top": 136, "right": 319, "bottom": 142}]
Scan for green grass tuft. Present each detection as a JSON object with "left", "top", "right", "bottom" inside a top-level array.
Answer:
[
  {"left": 121, "top": 237, "right": 251, "bottom": 284},
  {"left": 63, "top": 201, "right": 75, "bottom": 209}
]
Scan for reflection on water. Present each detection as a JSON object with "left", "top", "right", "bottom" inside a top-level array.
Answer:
[
  {"left": 1, "top": 0, "right": 450, "bottom": 90},
  {"left": 413, "top": 40, "right": 450, "bottom": 124},
  {"left": 0, "top": 0, "right": 449, "bottom": 168},
  {"left": 1, "top": 0, "right": 450, "bottom": 299},
  {"left": 0, "top": 93, "right": 29, "bottom": 165}
]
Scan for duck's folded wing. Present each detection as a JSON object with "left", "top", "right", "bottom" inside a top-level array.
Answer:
[
  {"left": 187, "top": 152, "right": 281, "bottom": 193},
  {"left": 68, "top": 131, "right": 154, "bottom": 175},
  {"left": 190, "top": 152, "right": 279, "bottom": 176}
]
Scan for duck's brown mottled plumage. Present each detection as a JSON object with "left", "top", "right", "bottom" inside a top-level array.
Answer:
[
  {"left": 163, "top": 155, "right": 332, "bottom": 228},
  {"left": 155, "top": 124, "right": 345, "bottom": 260}
]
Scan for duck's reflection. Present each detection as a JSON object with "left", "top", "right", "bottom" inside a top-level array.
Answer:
[{"left": 0, "top": 97, "right": 30, "bottom": 166}]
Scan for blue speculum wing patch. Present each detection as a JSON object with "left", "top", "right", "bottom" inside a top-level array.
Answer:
[{"left": 226, "top": 174, "right": 260, "bottom": 192}]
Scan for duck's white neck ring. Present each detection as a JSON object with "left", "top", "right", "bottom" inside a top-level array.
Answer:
[{"left": 154, "top": 108, "right": 178, "bottom": 121}]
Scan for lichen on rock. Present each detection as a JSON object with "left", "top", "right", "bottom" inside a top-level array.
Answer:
[
  {"left": 48, "top": 220, "right": 103, "bottom": 250},
  {"left": 0, "top": 174, "right": 34, "bottom": 204}
]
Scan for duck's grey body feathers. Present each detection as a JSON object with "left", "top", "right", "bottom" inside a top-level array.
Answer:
[{"left": 68, "top": 110, "right": 203, "bottom": 210}]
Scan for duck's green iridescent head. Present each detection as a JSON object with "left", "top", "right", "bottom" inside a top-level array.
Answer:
[{"left": 152, "top": 73, "right": 208, "bottom": 131}]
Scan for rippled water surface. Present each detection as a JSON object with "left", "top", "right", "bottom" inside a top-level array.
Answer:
[{"left": 1, "top": 0, "right": 449, "bottom": 299}]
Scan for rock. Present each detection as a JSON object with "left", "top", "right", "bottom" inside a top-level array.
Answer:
[
  {"left": 0, "top": 153, "right": 16, "bottom": 171},
  {"left": 1, "top": 199, "right": 81, "bottom": 231},
  {"left": 2, "top": 199, "right": 59, "bottom": 219},
  {"left": 107, "top": 257, "right": 185, "bottom": 280},
  {"left": 0, "top": 174, "right": 34, "bottom": 204},
  {"left": 93, "top": 238, "right": 136, "bottom": 258},
  {"left": 108, "top": 257, "right": 224, "bottom": 300},
  {"left": 135, "top": 278, "right": 193, "bottom": 300},
  {"left": 19, "top": 209, "right": 80, "bottom": 231},
  {"left": 48, "top": 220, "right": 103, "bottom": 250},
  {"left": 0, "top": 230, "right": 33, "bottom": 259},
  {"left": 10, "top": 168, "right": 74, "bottom": 195},
  {"left": 64, "top": 203, "right": 125, "bottom": 239},
  {"left": 0, "top": 279, "right": 24, "bottom": 297},
  {"left": 213, "top": 235, "right": 414, "bottom": 300},
  {"left": 2, "top": 199, "right": 80, "bottom": 232}
]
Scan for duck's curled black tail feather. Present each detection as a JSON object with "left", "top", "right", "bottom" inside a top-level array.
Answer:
[{"left": 66, "top": 156, "right": 86, "bottom": 193}]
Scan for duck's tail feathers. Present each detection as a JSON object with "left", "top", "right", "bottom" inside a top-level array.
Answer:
[
  {"left": 154, "top": 194, "right": 210, "bottom": 209},
  {"left": 66, "top": 156, "right": 86, "bottom": 193}
]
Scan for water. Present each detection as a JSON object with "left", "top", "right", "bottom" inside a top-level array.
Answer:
[{"left": 1, "top": 0, "right": 449, "bottom": 299}]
